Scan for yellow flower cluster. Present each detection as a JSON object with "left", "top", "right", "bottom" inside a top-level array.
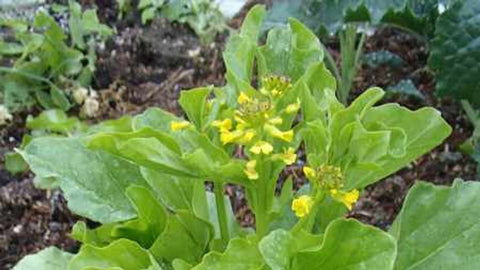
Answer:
[
  {"left": 303, "top": 164, "right": 359, "bottom": 210},
  {"left": 210, "top": 76, "right": 300, "bottom": 180}
]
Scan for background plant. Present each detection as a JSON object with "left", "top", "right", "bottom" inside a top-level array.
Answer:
[
  {"left": 0, "top": 0, "right": 112, "bottom": 113},
  {"left": 137, "top": 0, "right": 228, "bottom": 44}
]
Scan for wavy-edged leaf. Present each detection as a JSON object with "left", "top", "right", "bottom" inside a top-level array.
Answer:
[
  {"left": 292, "top": 219, "right": 396, "bottom": 270},
  {"left": 69, "top": 239, "right": 161, "bottom": 270},
  {"left": 391, "top": 180, "right": 480, "bottom": 270},
  {"left": 192, "top": 237, "right": 264, "bottom": 270}
]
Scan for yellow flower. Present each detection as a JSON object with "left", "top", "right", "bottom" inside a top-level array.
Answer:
[
  {"left": 303, "top": 166, "right": 317, "bottom": 179},
  {"left": 341, "top": 189, "right": 359, "bottom": 210},
  {"left": 291, "top": 195, "right": 313, "bottom": 218},
  {"left": 244, "top": 160, "right": 258, "bottom": 180},
  {"left": 212, "top": 118, "right": 232, "bottom": 132},
  {"left": 329, "top": 189, "right": 359, "bottom": 210},
  {"left": 220, "top": 130, "right": 243, "bottom": 145},
  {"left": 268, "top": 116, "right": 283, "bottom": 125},
  {"left": 265, "top": 124, "right": 294, "bottom": 142},
  {"left": 238, "top": 130, "right": 256, "bottom": 144},
  {"left": 286, "top": 100, "right": 301, "bottom": 114},
  {"left": 271, "top": 89, "right": 280, "bottom": 97},
  {"left": 171, "top": 121, "right": 190, "bottom": 131},
  {"left": 238, "top": 92, "right": 251, "bottom": 104},
  {"left": 273, "top": 147, "right": 297, "bottom": 165},
  {"left": 250, "top": 141, "right": 274, "bottom": 155}
]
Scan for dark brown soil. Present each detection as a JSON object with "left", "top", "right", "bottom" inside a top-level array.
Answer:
[{"left": 0, "top": 3, "right": 477, "bottom": 270}]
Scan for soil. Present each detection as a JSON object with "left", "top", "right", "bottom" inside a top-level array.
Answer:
[{"left": 0, "top": 1, "right": 477, "bottom": 269}]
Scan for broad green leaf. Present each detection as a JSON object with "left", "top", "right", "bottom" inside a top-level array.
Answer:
[
  {"left": 292, "top": 219, "right": 396, "bottom": 270},
  {"left": 391, "top": 180, "right": 480, "bottom": 270},
  {"left": 428, "top": 0, "right": 480, "bottom": 105},
  {"left": 150, "top": 211, "right": 213, "bottom": 264},
  {"left": 50, "top": 87, "right": 72, "bottom": 111},
  {"left": 112, "top": 185, "right": 168, "bottom": 248},
  {"left": 26, "top": 109, "right": 81, "bottom": 133},
  {"left": 21, "top": 137, "right": 148, "bottom": 223},
  {"left": 258, "top": 17, "right": 323, "bottom": 81},
  {"left": 87, "top": 116, "right": 133, "bottom": 134},
  {"left": 5, "top": 151, "right": 28, "bottom": 174},
  {"left": 179, "top": 87, "right": 212, "bottom": 130},
  {"left": 133, "top": 107, "right": 181, "bottom": 132},
  {"left": 259, "top": 229, "right": 323, "bottom": 270},
  {"left": 223, "top": 5, "right": 266, "bottom": 105},
  {"left": 117, "top": 137, "right": 196, "bottom": 177},
  {"left": 192, "top": 237, "right": 264, "bottom": 270},
  {"left": 141, "top": 167, "right": 198, "bottom": 211},
  {"left": 71, "top": 221, "right": 116, "bottom": 247},
  {"left": 13, "top": 246, "right": 73, "bottom": 270},
  {"left": 69, "top": 239, "right": 161, "bottom": 270}
]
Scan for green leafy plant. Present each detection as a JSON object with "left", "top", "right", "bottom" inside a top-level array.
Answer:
[
  {"left": 138, "top": 0, "right": 227, "bottom": 44},
  {"left": 0, "top": 1, "right": 112, "bottom": 112},
  {"left": 265, "top": 0, "right": 462, "bottom": 105},
  {"left": 14, "top": 5, "right": 480, "bottom": 270},
  {"left": 268, "top": 0, "right": 480, "bottom": 175}
]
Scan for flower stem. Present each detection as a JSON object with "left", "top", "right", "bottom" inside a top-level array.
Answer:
[
  {"left": 292, "top": 191, "right": 326, "bottom": 233},
  {"left": 214, "top": 182, "right": 229, "bottom": 246},
  {"left": 255, "top": 178, "right": 269, "bottom": 238}
]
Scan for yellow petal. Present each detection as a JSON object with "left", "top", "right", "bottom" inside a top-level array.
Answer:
[
  {"left": 268, "top": 116, "right": 283, "bottom": 125},
  {"left": 238, "top": 92, "right": 251, "bottom": 104},
  {"left": 286, "top": 100, "right": 301, "bottom": 114},
  {"left": 250, "top": 141, "right": 273, "bottom": 155},
  {"left": 170, "top": 121, "right": 190, "bottom": 131},
  {"left": 265, "top": 124, "right": 294, "bottom": 142},
  {"left": 244, "top": 160, "right": 259, "bottom": 180},
  {"left": 273, "top": 147, "right": 297, "bottom": 165},
  {"left": 341, "top": 189, "right": 359, "bottom": 210},
  {"left": 291, "top": 195, "right": 313, "bottom": 218},
  {"left": 220, "top": 130, "right": 243, "bottom": 145},
  {"left": 303, "top": 166, "right": 316, "bottom": 179},
  {"left": 212, "top": 118, "right": 232, "bottom": 132},
  {"left": 238, "top": 130, "right": 256, "bottom": 144}
]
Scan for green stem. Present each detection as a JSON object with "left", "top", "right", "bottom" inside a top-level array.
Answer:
[
  {"left": 213, "top": 182, "right": 229, "bottom": 246},
  {"left": 338, "top": 24, "right": 365, "bottom": 105},
  {"left": 255, "top": 178, "right": 269, "bottom": 238},
  {"left": 461, "top": 99, "right": 478, "bottom": 126}
]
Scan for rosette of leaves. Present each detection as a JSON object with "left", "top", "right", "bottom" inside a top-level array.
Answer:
[
  {"left": 13, "top": 5, "right": 480, "bottom": 270},
  {"left": 0, "top": 0, "right": 112, "bottom": 112}
]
